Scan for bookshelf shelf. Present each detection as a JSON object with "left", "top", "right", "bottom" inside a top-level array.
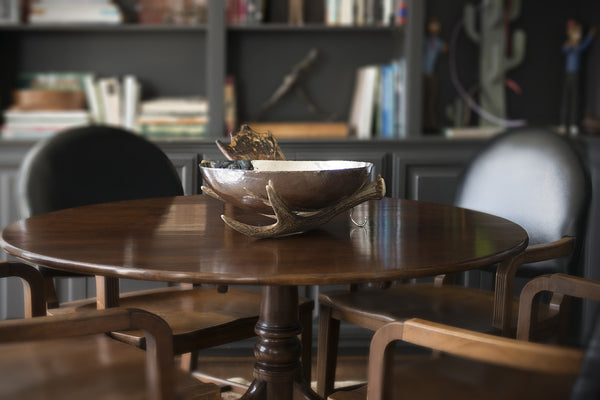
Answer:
[
  {"left": 0, "top": 24, "right": 208, "bottom": 32},
  {"left": 227, "top": 23, "right": 404, "bottom": 33}
]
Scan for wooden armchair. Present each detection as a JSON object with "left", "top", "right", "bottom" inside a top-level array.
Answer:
[
  {"left": 329, "top": 273, "right": 600, "bottom": 400},
  {"left": 317, "top": 128, "right": 591, "bottom": 397},
  {"left": 17, "top": 125, "right": 314, "bottom": 384},
  {"left": 0, "top": 260, "right": 220, "bottom": 400}
]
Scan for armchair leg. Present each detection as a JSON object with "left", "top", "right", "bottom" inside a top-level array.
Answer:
[
  {"left": 44, "top": 276, "right": 59, "bottom": 309},
  {"left": 180, "top": 351, "right": 199, "bottom": 372},
  {"left": 300, "top": 306, "right": 313, "bottom": 384},
  {"left": 316, "top": 304, "right": 340, "bottom": 398}
]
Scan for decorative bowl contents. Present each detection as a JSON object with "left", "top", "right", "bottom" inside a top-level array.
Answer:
[{"left": 200, "top": 160, "right": 374, "bottom": 214}]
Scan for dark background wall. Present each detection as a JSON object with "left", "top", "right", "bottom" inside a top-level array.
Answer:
[{"left": 426, "top": 0, "right": 600, "bottom": 130}]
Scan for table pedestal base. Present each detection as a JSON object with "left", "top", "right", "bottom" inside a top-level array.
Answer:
[{"left": 241, "top": 286, "right": 322, "bottom": 400}]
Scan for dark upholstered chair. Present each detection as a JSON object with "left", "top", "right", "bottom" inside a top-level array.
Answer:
[
  {"left": 317, "top": 128, "right": 591, "bottom": 397},
  {"left": 329, "top": 274, "right": 600, "bottom": 400},
  {"left": 16, "top": 125, "right": 314, "bottom": 384},
  {"left": 0, "top": 260, "right": 220, "bottom": 400}
]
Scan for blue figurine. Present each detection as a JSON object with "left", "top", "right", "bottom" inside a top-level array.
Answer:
[
  {"left": 423, "top": 17, "right": 447, "bottom": 133},
  {"left": 560, "top": 19, "right": 596, "bottom": 136}
]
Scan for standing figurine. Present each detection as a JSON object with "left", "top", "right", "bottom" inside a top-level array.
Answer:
[
  {"left": 422, "top": 17, "right": 447, "bottom": 133},
  {"left": 560, "top": 19, "right": 596, "bottom": 136}
]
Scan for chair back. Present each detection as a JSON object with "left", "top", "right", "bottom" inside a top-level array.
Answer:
[
  {"left": 18, "top": 125, "right": 184, "bottom": 217},
  {"left": 454, "top": 128, "right": 590, "bottom": 275}
]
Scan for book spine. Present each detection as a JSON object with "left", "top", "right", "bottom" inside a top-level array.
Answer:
[
  {"left": 339, "top": 0, "right": 353, "bottom": 25},
  {"left": 98, "top": 77, "right": 121, "bottom": 126},
  {"left": 123, "top": 75, "right": 140, "bottom": 130},
  {"left": 356, "top": 65, "right": 378, "bottom": 139},
  {"left": 83, "top": 75, "right": 102, "bottom": 123},
  {"left": 365, "top": 0, "right": 375, "bottom": 25},
  {"left": 325, "top": 0, "right": 339, "bottom": 26},
  {"left": 355, "top": 0, "right": 365, "bottom": 26},
  {"left": 29, "top": 4, "right": 123, "bottom": 24},
  {"left": 395, "top": 58, "right": 406, "bottom": 137}
]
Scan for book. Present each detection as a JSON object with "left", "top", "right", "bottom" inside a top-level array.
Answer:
[
  {"left": 226, "top": 0, "right": 248, "bottom": 25},
  {"left": 137, "top": 115, "right": 209, "bottom": 125},
  {"left": 394, "top": 58, "right": 407, "bottom": 137},
  {"left": 17, "top": 71, "right": 92, "bottom": 91},
  {"left": 244, "top": 122, "right": 348, "bottom": 139},
  {"left": 0, "top": 0, "right": 21, "bottom": 25},
  {"left": 138, "top": 122, "right": 208, "bottom": 139},
  {"left": 325, "top": 0, "right": 339, "bottom": 25},
  {"left": 379, "top": 62, "right": 396, "bottom": 138},
  {"left": 83, "top": 75, "right": 102, "bottom": 123},
  {"left": 140, "top": 96, "right": 209, "bottom": 115},
  {"left": 28, "top": 2, "right": 123, "bottom": 24},
  {"left": 339, "top": 0, "right": 353, "bottom": 25},
  {"left": 137, "top": 95, "right": 209, "bottom": 139},
  {"left": 122, "top": 75, "right": 141, "bottom": 130},
  {"left": 97, "top": 77, "right": 121, "bottom": 126},
  {"left": 349, "top": 58, "right": 406, "bottom": 140},
  {"left": 1, "top": 109, "right": 90, "bottom": 139},
  {"left": 3, "top": 109, "right": 89, "bottom": 124},
  {"left": 349, "top": 64, "right": 379, "bottom": 139}
]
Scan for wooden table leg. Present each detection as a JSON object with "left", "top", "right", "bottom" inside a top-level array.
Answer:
[{"left": 243, "top": 285, "right": 323, "bottom": 400}]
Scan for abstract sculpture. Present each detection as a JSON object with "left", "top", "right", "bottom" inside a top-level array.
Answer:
[{"left": 463, "top": 0, "right": 526, "bottom": 127}]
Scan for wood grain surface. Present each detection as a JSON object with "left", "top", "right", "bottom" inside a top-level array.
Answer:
[{"left": 1, "top": 196, "right": 528, "bottom": 286}]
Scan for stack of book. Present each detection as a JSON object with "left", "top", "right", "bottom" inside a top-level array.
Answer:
[
  {"left": 137, "top": 97, "right": 209, "bottom": 139},
  {"left": 1, "top": 110, "right": 90, "bottom": 139},
  {"left": 348, "top": 58, "right": 406, "bottom": 139},
  {"left": 325, "top": 0, "right": 407, "bottom": 26},
  {"left": 1, "top": 72, "right": 91, "bottom": 139},
  {"left": 28, "top": 0, "right": 123, "bottom": 24}
]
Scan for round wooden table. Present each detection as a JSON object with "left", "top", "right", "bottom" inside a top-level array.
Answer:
[{"left": 1, "top": 195, "right": 528, "bottom": 400}]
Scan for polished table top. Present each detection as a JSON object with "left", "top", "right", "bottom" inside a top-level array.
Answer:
[{"left": 1, "top": 195, "right": 528, "bottom": 285}]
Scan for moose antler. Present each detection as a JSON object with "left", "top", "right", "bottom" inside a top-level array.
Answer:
[{"left": 202, "top": 175, "right": 386, "bottom": 239}]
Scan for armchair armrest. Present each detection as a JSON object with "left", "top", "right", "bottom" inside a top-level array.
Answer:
[
  {"left": 517, "top": 273, "right": 600, "bottom": 341},
  {"left": 367, "top": 318, "right": 583, "bottom": 400},
  {"left": 0, "top": 307, "right": 175, "bottom": 400},
  {"left": 522, "top": 237, "right": 575, "bottom": 264}
]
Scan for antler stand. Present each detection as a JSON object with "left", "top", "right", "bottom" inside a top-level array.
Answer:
[{"left": 202, "top": 175, "right": 386, "bottom": 239}]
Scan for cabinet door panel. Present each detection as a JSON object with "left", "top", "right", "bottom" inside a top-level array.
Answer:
[
  {"left": 407, "top": 165, "right": 463, "bottom": 205},
  {"left": 166, "top": 152, "right": 199, "bottom": 195},
  {"left": 0, "top": 166, "right": 25, "bottom": 319},
  {"left": 390, "top": 149, "right": 478, "bottom": 204}
]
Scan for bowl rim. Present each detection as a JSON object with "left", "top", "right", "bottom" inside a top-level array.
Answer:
[{"left": 199, "top": 160, "right": 373, "bottom": 173}]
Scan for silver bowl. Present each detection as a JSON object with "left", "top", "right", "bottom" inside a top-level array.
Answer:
[{"left": 200, "top": 160, "right": 373, "bottom": 214}]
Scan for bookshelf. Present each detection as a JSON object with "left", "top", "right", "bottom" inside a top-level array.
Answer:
[{"left": 0, "top": 0, "right": 425, "bottom": 139}]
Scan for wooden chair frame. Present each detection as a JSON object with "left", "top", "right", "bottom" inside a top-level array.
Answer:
[
  {"left": 330, "top": 273, "right": 600, "bottom": 400},
  {"left": 316, "top": 236, "right": 575, "bottom": 397},
  {"left": 365, "top": 318, "right": 583, "bottom": 400},
  {"left": 0, "top": 261, "right": 176, "bottom": 400}
]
